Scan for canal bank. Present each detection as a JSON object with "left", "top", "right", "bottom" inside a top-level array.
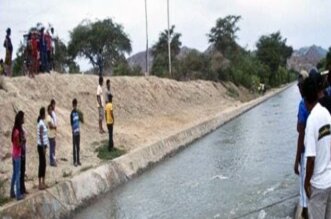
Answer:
[{"left": 0, "top": 84, "right": 293, "bottom": 219}]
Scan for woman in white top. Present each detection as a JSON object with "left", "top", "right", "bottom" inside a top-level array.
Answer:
[{"left": 37, "top": 107, "right": 48, "bottom": 190}]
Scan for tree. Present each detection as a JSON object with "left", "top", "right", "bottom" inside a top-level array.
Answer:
[
  {"left": 256, "top": 31, "right": 293, "bottom": 86},
  {"left": 151, "top": 25, "right": 182, "bottom": 77},
  {"left": 68, "top": 18, "right": 132, "bottom": 75},
  {"left": 325, "top": 47, "right": 331, "bottom": 71},
  {"left": 208, "top": 15, "right": 241, "bottom": 59}
]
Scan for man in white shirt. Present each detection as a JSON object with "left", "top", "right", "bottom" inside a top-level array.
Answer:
[
  {"left": 97, "top": 76, "right": 105, "bottom": 133},
  {"left": 303, "top": 76, "right": 331, "bottom": 219}
]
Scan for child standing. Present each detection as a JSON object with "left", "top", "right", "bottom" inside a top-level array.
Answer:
[
  {"left": 70, "top": 99, "right": 81, "bottom": 166},
  {"left": 105, "top": 94, "right": 114, "bottom": 151}
]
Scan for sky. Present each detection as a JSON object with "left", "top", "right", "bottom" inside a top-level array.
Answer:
[{"left": 0, "top": 0, "right": 330, "bottom": 70}]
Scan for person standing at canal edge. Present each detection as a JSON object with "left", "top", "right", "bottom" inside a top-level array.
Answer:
[
  {"left": 71, "top": 98, "right": 81, "bottom": 166},
  {"left": 37, "top": 107, "right": 49, "bottom": 190},
  {"left": 97, "top": 76, "right": 105, "bottom": 134},
  {"left": 294, "top": 70, "right": 309, "bottom": 219},
  {"left": 106, "top": 79, "right": 112, "bottom": 102},
  {"left": 46, "top": 105, "right": 57, "bottom": 166},
  {"left": 105, "top": 94, "right": 114, "bottom": 151},
  {"left": 20, "top": 115, "right": 28, "bottom": 195},
  {"left": 10, "top": 111, "right": 25, "bottom": 200},
  {"left": 50, "top": 99, "right": 58, "bottom": 165},
  {"left": 3, "top": 28, "right": 13, "bottom": 76},
  {"left": 302, "top": 75, "right": 331, "bottom": 219}
]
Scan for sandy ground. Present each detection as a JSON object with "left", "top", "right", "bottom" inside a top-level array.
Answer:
[{"left": 0, "top": 73, "right": 256, "bottom": 198}]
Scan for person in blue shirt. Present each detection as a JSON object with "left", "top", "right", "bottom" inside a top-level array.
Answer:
[
  {"left": 70, "top": 98, "right": 81, "bottom": 166},
  {"left": 294, "top": 70, "right": 309, "bottom": 219}
]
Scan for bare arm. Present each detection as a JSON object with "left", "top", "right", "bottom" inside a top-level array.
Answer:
[
  {"left": 294, "top": 122, "right": 305, "bottom": 175},
  {"left": 40, "top": 125, "right": 44, "bottom": 146},
  {"left": 97, "top": 95, "right": 102, "bottom": 107}
]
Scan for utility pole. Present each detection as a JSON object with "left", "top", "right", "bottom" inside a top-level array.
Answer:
[
  {"left": 145, "top": 0, "right": 149, "bottom": 76},
  {"left": 167, "top": 0, "right": 172, "bottom": 77}
]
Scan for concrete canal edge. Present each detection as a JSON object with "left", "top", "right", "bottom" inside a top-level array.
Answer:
[{"left": 0, "top": 84, "right": 294, "bottom": 219}]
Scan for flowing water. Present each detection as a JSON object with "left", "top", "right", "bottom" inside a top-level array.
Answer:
[{"left": 74, "top": 85, "right": 300, "bottom": 219}]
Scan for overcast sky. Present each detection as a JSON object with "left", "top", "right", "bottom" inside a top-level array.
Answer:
[{"left": 1, "top": 0, "right": 330, "bottom": 70}]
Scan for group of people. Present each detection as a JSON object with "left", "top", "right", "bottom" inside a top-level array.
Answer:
[
  {"left": 0, "top": 26, "right": 56, "bottom": 78},
  {"left": 295, "top": 68, "right": 331, "bottom": 219},
  {"left": 23, "top": 26, "right": 56, "bottom": 77},
  {"left": 9, "top": 76, "right": 114, "bottom": 201}
]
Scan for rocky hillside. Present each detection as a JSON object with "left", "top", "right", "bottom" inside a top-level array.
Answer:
[{"left": 287, "top": 45, "right": 327, "bottom": 72}]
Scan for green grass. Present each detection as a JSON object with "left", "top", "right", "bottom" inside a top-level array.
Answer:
[
  {"left": 95, "top": 143, "right": 126, "bottom": 161},
  {"left": 226, "top": 87, "right": 239, "bottom": 98}
]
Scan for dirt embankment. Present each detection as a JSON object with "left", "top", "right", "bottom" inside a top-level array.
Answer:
[{"left": 0, "top": 73, "right": 255, "bottom": 194}]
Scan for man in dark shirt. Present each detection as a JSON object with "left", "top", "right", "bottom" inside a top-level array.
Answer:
[
  {"left": 310, "top": 70, "right": 331, "bottom": 114},
  {"left": 70, "top": 99, "right": 81, "bottom": 166}
]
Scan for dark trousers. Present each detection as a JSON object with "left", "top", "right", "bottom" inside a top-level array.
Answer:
[
  {"left": 49, "top": 138, "right": 56, "bottom": 165},
  {"left": 73, "top": 134, "right": 80, "bottom": 164},
  {"left": 107, "top": 124, "right": 114, "bottom": 150},
  {"left": 20, "top": 150, "right": 26, "bottom": 194},
  {"left": 38, "top": 146, "right": 46, "bottom": 178}
]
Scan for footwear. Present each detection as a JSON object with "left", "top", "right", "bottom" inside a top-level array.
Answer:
[
  {"left": 17, "top": 195, "right": 24, "bottom": 201},
  {"left": 10, "top": 193, "right": 15, "bottom": 198}
]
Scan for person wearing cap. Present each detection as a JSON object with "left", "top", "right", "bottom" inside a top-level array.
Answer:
[
  {"left": 294, "top": 69, "right": 309, "bottom": 219},
  {"left": 105, "top": 94, "right": 114, "bottom": 151},
  {"left": 3, "top": 28, "right": 13, "bottom": 77},
  {"left": 302, "top": 75, "right": 331, "bottom": 219}
]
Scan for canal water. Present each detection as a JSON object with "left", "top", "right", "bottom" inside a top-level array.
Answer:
[{"left": 74, "top": 85, "right": 300, "bottom": 219}]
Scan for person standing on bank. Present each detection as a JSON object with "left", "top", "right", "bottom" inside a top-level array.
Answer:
[
  {"left": 46, "top": 105, "right": 57, "bottom": 166},
  {"left": 106, "top": 79, "right": 112, "bottom": 102},
  {"left": 10, "top": 111, "right": 25, "bottom": 200},
  {"left": 97, "top": 77, "right": 105, "bottom": 134},
  {"left": 71, "top": 99, "right": 81, "bottom": 166},
  {"left": 303, "top": 76, "right": 331, "bottom": 219},
  {"left": 50, "top": 99, "right": 58, "bottom": 164},
  {"left": 3, "top": 28, "right": 13, "bottom": 76},
  {"left": 294, "top": 70, "right": 309, "bottom": 219},
  {"left": 20, "top": 114, "right": 28, "bottom": 195},
  {"left": 105, "top": 94, "right": 114, "bottom": 151},
  {"left": 37, "top": 107, "right": 49, "bottom": 190}
]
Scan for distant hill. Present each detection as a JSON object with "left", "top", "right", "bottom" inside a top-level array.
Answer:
[
  {"left": 287, "top": 45, "right": 327, "bottom": 72},
  {"left": 127, "top": 46, "right": 199, "bottom": 73},
  {"left": 127, "top": 49, "right": 153, "bottom": 73}
]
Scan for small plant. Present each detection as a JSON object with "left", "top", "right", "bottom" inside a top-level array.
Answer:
[
  {"left": 95, "top": 143, "right": 126, "bottom": 161},
  {"left": 226, "top": 87, "right": 239, "bottom": 98},
  {"left": 62, "top": 169, "right": 72, "bottom": 178}
]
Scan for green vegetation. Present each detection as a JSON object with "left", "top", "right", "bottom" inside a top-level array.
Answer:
[
  {"left": 68, "top": 18, "right": 132, "bottom": 75},
  {"left": 95, "top": 141, "right": 126, "bottom": 161},
  {"left": 151, "top": 25, "right": 182, "bottom": 78},
  {"left": 318, "top": 47, "right": 331, "bottom": 71},
  {"left": 62, "top": 169, "right": 72, "bottom": 178}
]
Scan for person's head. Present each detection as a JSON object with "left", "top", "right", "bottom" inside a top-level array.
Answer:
[
  {"left": 38, "top": 107, "right": 46, "bottom": 122},
  {"left": 107, "top": 94, "right": 113, "bottom": 103},
  {"left": 72, "top": 98, "right": 78, "bottom": 109},
  {"left": 298, "top": 70, "right": 309, "bottom": 96},
  {"left": 51, "top": 27, "right": 54, "bottom": 34},
  {"left": 47, "top": 104, "right": 53, "bottom": 116},
  {"left": 0, "top": 59, "right": 3, "bottom": 64},
  {"left": 12, "top": 111, "right": 24, "bottom": 142},
  {"left": 50, "top": 99, "right": 56, "bottom": 110},
  {"left": 6, "top": 28, "right": 11, "bottom": 36},
  {"left": 99, "top": 76, "right": 103, "bottom": 86},
  {"left": 302, "top": 76, "right": 319, "bottom": 112},
  {"left": 106, "top": 79, "right": 110, "bottom": 89}
]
